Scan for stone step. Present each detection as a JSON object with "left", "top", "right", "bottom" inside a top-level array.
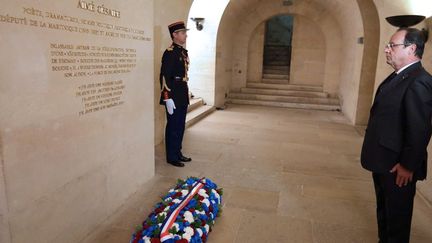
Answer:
[
  {"left": 227, "top": 99, "right": 340, "bottom": 111},
  {"left": 263, "top": 74, "right": 289, "bottom": 80},
  {"left": 264, "top": 52, "right": 290, "bottom": 57},
  {"left": 263, "top": 65, "right": 290, "bottom": 71},
  {"left": 262, "top": 78, "right": 289, "bottom": 84},
  {"left": 187, "top": 97, "right": 204, "bottom": 112},
  {"left": 186, "top": 105, "right": 215, "bottom": 128},
  {"left": 262, "top": 69, "right": 289, "bottom": 75},
  {"left": 228, "top": 93, "right": 339, "bottom": 105},
  {"left": 264, "top": 46, "right": 290, "bottom": 51},
  {"left": 240, "top": 88, "right": 329, "bottom": 98},
  {"left": 247, "top": 82, "right": 323, "bottom": 92},
  {"left": 265, "top": 61, "right": 291, "bottom": 66}
]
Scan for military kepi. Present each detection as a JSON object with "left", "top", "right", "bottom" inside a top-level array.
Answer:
[{"left": 168, "top": 21, "right": 188, "bottom": 35}]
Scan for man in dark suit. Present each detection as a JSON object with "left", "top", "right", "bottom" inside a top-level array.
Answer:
[
  {"left": 159, "top": 21, "right": 192, "bottom": 167},
  {"left": 361, "top": 27, "right": 432, "bottom": 242}
]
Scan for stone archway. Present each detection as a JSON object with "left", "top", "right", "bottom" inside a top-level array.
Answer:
[
  {"left": 216, "top": 0, "right": 381, "bottom": 124},
  {"left": 185, "top": 0, "right": 381, "bottom": 124},
  {"left": 186, "top": 0, "right": 230, "bottom": 107}
]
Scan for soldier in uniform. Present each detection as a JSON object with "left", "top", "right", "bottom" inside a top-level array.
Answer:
[{"left": 159, "top": 21, "right": 192, "bottom": 167}]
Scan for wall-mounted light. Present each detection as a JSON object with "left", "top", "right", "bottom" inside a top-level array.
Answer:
[
  {"left": 190, "top": 17, "right": 205, "bottom": 31},
  {"left": 385, "top": 15, "right": 425, "bottom": 28}
]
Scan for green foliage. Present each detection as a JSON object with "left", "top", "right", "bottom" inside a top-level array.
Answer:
[
  {"left": 153, "top": 227, "right": 161, "bottom": 236},
  {"left": 135, "top": 224, "right": 143, "bottom": 233},
  {"left": 216, "top": 188, "right": 224, "bottom": 196},
  {"left": 217, "top": 205, "right": 223, "bottom": 217},
  {"left": 156, "top": 214, "right": 166, "bottom": 224},
  {"left": 168, "top": 226, "right": 178, "bottom": 234}
]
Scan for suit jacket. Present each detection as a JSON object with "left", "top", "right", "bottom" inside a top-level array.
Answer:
[
  {"left": 361, "top": 62, "right": 432, "bottom": 180},
  {"left": 159, "top": 42, "right": 190, "bottom": 106}
]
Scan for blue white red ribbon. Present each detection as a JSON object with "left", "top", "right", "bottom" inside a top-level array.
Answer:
[{"left": 160, "top": 180, "right": 205, "bottom": 242}]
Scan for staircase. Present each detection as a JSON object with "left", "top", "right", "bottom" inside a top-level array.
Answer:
[
  {"left": 262, "top": 45, "right": 291, "bottom": 84},
  {"left": 227, "top": 83, "right": 340, "bottom": 111},
  {"left": 186, "top": 97, "right": 215, "bottom": 128}
]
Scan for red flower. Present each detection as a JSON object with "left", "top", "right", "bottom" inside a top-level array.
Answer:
[
  {"left": 201, "top": 234, "right": 207, "bottom": 242},
  {"left": 175, "top": 192, "right": 182, "bottom": 197},
  {"left": 155, "top": 207, "right": 164, "bottom": 214},
  {"left": 151, "top": 238, "right": 161, "bottom": 243},
  {"left": 176, "top": 240, "right": 189, "bottom": 243}
]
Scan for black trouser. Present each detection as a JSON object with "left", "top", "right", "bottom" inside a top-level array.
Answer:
[
  {"left": 165, "top": 105, "right": 187, "bottom": 162},
  {"left": 372, "top": 172, "right": 417, "bottom": 243}
]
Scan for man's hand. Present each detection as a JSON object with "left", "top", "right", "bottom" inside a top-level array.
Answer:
[
  {"left": 390, "top": 163, "right": 413, "bottom": 187},
  {"left": 164, "top": 99, "right": 176, "bottom": 115}
]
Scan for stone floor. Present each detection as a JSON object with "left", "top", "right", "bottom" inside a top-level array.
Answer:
[{"left": 82, "top": 104, "right": 432, "bottom": 243}]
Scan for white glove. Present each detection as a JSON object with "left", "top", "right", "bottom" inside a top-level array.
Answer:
[{"left": 164, "top": 98, "right": 176, "bottom": 115}]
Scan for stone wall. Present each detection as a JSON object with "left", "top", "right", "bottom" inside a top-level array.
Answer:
[
  {"left": 290, "top": 14, "right": 326, "bottom": 86},
  {"left": 247, "top": 23, "right": 265, "bottom": 83},
  {"left": 0, "top": 1, "right": 154, "bottom": 242}
]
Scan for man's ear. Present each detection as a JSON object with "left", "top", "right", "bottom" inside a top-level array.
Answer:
[
  {"left": 409, "top": 43, "right": 417, "bottom": 56},
  {"left": 172, "top": 32, "right": 178, "bottom": 39}
]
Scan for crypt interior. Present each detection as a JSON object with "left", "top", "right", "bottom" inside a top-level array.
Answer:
[{"left": 1, "top": 0, "right": 432, "bottom": 242}]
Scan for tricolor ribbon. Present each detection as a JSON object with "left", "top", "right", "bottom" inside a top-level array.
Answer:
[{"left": 160, "top": 179, "right": 205, "bottom": 242}]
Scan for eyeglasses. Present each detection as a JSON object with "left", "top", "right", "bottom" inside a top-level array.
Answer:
[{"left": 385, "top": 43, "right": 410, "bottom": 49}]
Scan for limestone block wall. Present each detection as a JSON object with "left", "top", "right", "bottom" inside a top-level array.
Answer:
[
  {"left": 247, "top": 22, "right": 265, "bottom": 83},
  {"left": 215, "top": 6, "right": 237, "bottom": 97},
  {"left": 0, "top": 1, "right": 154, "bottom": 242},
  {"left": 290, "top": 15, "right": 326, "bottom": 86},
  {"left": 221, "top": 0, "right": 346, "bottom": 99}
]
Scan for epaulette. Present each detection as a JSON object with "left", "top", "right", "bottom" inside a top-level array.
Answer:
[{"left": 166, "top": 45, "right": 174, "bottom": 51}]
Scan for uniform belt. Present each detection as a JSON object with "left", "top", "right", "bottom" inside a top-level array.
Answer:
[{"left": 174, "top": 76, "right": 188, "bottom": 82}]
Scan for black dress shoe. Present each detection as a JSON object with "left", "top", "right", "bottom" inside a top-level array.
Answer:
[
  {"left": 167, "top": 161, "right": 185, "bottom": 167},
  {"left": 179, "top": 155, "right": 192, "bottom": 162}
]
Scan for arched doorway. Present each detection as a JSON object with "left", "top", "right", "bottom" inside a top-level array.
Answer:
[
  {"left": 186, "top": 0, "right": 230, "bottom": 107},
  {"left": 262, "top": 15, "right": 294, "bottom": 84}
]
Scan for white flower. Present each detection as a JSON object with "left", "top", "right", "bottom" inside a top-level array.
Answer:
[
  {"left": 198, "top": 189, "right": 208, "bottom": 198},
  {"left": 165, "top": 197, "right": 172, "bottom": 202},
  {"left": 204, "top": 224, "right": 210, "bottom": 233},
  {"left": 142, "top": 236, "right": 151, "bottom": 243},
  {"left": 181, "top": 189, "right": 189, "bottom": 196},
  {"left": 202, "top": 199, "right": 210, "bottom": 207},
  {"left": 169, "top": 189, "right": 174, "bottom": 193},
  {"left": 182, "top": 232, "right": 192, "bottom": 241},
  {"left": 183, "top": 211, "right": 194, "bottom": 223},
  {"left": 196, "top": 228, "right": 203, "bottom": 237},
  {"left": 196, "top": 210, "right": 205, "bottom": 215},
  {"left": 164, "top": 206, "right": 170, "bottom": 212},
  {"left": 172, "top": 199, "right": 182, "bottom": 204},
  {"left": 159, "top": 212, "right": 167, "bottom": 218},
  {"left": 184, "top": 226, "right": 194, "bottom": 236}
]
